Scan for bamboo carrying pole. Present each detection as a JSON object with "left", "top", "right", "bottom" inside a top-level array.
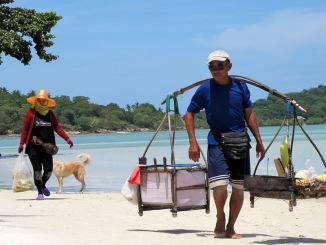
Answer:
[{"left": 161, "top": 75, "right": 307, "bottom": 113}]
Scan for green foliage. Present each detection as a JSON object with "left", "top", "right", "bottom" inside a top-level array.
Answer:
[
  {"left": 0, "top": 87, "right": 168, "bottom": 134},
  {"left": 251, "top": 85, "right": 326, "bottom": 126},
  {"left": 195, "top": 111, "right": 209, "bottom": 128},
  {"left": 130, "top": 103, "right": 164, "bottom": 128},
  {"left": 0, "top": 87, "right": 28, "bottom": 133},
  {"left": 0, "top": 0, "right": 61, "bottom": 65},
  {"left": 0, "top": 85, "right": 325, "bottom": 135}
]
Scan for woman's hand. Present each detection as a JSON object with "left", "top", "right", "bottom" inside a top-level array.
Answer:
[
  {"left": 18, "top": 144, "right": 24, "bottom": 153},
  {"left": 67, "top": 139, "right": 74, "bottom": 148}
]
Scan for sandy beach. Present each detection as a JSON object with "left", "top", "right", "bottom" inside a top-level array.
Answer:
[{"left": 0, "top": 190, "right": 325, "bottom": 245}]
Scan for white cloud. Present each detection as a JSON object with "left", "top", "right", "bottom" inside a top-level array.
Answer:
[{"left": 208, "top": 10, "right": 326, "bottom": 55}]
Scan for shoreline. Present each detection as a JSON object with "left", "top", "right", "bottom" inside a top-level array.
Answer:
[
  {"left": 0, "top": 128, "right": 207, "bottom": 138},
  {"left": 1, "top": 123, "right": 326, "bottom": 137},
  {"left": 1, "top": 128, "right": 153, "bottom": 137}
]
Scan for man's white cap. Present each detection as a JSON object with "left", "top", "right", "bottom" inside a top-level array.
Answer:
[{"left": 207, "top": 50, "right": 231, "bottom": 64}]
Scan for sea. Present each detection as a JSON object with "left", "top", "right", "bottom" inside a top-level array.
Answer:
[{"left": 0, "top": 124, "right": 325, "bottom": 193}]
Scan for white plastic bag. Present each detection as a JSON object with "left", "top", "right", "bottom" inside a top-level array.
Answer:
[
  {"left": 121, "top": 176, "right": 138, "bottom": 205},
  {"left": 12, "top": 153, "right": 34, "bottom": 192}
]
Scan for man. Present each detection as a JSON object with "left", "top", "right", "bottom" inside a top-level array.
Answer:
[{"left": 184, "top": 50, "right": 265, "bottom": 239}]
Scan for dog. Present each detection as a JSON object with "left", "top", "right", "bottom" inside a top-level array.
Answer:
[{"left": 53, "top": 153, "right": 91, "bottom": 193}]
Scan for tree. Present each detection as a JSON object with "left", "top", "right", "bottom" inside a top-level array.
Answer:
[{"left": 0, "top": 0, "right": 61, "bottom": 65}]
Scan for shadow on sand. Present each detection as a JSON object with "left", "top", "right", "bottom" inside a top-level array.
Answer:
[
  {"left": 16, "top": 197, "right": 68, "bottom": 201},
  {"left": 128, "top": 230, "right": 325, "bottom": 243},
  {"left": 254, "top": 236, "right": 326, "bottom": 244},
  {"left": 128, "top": 228, "right": 213, "bottom": 237},
  {"left": 128, "top": 229, "right": 272, "bottom": 238},
  {"left": 54, "top": 192, "right": 91, "bottom": 195},
  {"left": 0, "top": 214, "right": 47, "bottom": 217},
  {"left": 0, "top": 214, "right": 48, "bottom": 224}
]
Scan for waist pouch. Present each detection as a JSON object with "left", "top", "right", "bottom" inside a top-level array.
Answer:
[
  {"left": 211, "top": 130, "right": 249, "bottom": 159},
  {"left": 31, "top": 136, "right": 59, "bottom": 155}
]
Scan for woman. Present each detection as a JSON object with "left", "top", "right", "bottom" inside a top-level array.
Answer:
[{"left": 18, "top": 89, "right": 74, "bottom": 200}]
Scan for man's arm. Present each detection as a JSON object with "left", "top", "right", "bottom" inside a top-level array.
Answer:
[
  {"left": 244, "top": 107, "right": 265, "bottom": 159},
  {"left": 184, "top": 111, "right": 200, "bottom": 162}
]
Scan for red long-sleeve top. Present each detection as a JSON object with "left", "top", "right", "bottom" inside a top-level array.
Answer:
[{"left": 19, "top": 109, "right": 70, "bottom": 147}]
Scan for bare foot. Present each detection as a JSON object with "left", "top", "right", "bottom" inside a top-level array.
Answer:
[
  {"left": 226, "top": 225, "right": 242, "bottom": 239},
  {"left": 214, "top": 215, "right": 226, "bottom": 238},
  {"left": 226, "top": 232, "right": 242, "bottom": 239}
]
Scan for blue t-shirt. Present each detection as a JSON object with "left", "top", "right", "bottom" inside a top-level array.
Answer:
[{"left": 187, "top": 77, "right": 252, "bottom": 145}]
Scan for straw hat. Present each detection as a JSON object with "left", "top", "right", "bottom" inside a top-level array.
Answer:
[{"left": 27, "top": 89, "right": 56, "bottom": 107}]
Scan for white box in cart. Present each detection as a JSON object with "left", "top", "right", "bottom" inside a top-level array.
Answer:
[
  {"left": 140, "top": 172, "right": 173, "bottom": 204},
  {"left": 176, "top": 169, "right": 207, "bottom": 207},
  {"left": 140, "top": 165, "right": 207, "bottom": 207}
]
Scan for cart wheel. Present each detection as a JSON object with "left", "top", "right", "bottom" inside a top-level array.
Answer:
[
  {"left": 172, "top": 212, "right": 177, "bottom": 218},
  {"left": 205, "top": 208, "right": 210, "bottom": 214},
  {"left": 250, "top": 196, "right": 254, "bottom": 208},
  {"left": 292, "top": 195, "right": 297, "bottom": 207},
  {"left": 138, "top": 211, "right": 143, "bottom": 216},
  {"left": 289, "top": 200, "right": 293, "bottom": 212},
  {"left": 291, "top": 193, "right": 297, "bottom": 206}
]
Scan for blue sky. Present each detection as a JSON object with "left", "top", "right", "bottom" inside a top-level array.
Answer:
[{"left": 1, "top": 0, "right": 326, "bottom": 112}]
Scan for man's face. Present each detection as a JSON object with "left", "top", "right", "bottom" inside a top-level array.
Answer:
[{"left": 208, "top": 60, "right": 231, "bottom": 81}]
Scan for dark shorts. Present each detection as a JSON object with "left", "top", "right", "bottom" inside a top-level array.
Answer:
[{"left": 208, "top": 145, "right": 250, "bottom": 189}]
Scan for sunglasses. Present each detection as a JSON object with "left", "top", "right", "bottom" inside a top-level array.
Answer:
[{"left": 208, "top": 62, "right": 227, "bottom": 71}]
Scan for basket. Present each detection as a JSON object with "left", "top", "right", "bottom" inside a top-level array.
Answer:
[{"left": 244, "top": 175, "right": 294, "bottom": 191}]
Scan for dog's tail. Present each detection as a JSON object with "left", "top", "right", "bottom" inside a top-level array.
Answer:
[{"left": 77, "top": 153, "right": 91, "bottom": 165}]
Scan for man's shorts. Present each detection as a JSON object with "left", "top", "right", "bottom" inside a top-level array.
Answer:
[{"left": 208, "top": 145, "right": 250, "bottom": 190}]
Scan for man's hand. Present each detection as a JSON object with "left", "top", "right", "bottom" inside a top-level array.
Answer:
[
  {"left": 67, "top": 139, "right": 74, "bottom": 148},
  {"left": 18, "top": 144, "right": 24, "bottom": 153},
  {"left": 256, "top": 141, "right": 265, "bottom": 159},
  {"left": 188, "top": 143, "right": 200, "bottom": 162},
  {"left": 184, "top": 112, "right": 200, "bottom": 162}
]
